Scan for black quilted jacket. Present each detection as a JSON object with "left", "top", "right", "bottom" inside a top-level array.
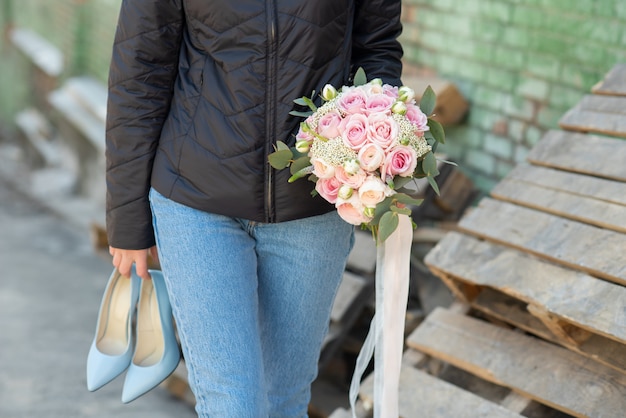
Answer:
[{"left": 106, "top": 0, "right": 403, "bottom": 249}]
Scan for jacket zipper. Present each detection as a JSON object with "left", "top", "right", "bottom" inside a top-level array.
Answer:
[{"left": 265, "top": 0, "right": 278, "bottom": 223}]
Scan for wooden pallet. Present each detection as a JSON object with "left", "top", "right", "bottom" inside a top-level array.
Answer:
[{"left": 347, "top": 63, "right": 626, "bottom": 418}]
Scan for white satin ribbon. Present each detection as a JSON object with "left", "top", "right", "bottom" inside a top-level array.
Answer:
[{"left": 349, "top": 214, "right": 413, "bottom": 418}]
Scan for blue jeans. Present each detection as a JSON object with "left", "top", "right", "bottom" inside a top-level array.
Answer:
[{"left": 149, "top": 188, "right": 354, "bottom": 417}]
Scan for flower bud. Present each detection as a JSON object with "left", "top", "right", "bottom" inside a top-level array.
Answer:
[
  {"left": 295, "top": 140, "right": 311, "bottom": 153},
  {"left": 363, "top": 206, "right": 376, "bottom": 218},
  {"left": 398, "top": 86, "right": 415, "bottom": 103},
  {"left": 338, "top": 184, "right": 353, "bottom": 200},
  {"left": 391, "top": 101, "right": 407, "bottom": 115},
  {"left": 343, "top": 158, "right": 361, "bottom": 175},
  {"left": 370, "top": 78, "right": 383, "bottom": 86},
  {"left": 399, "top": 136, "right": 411, "bottom": 146},
  {"left": 321, "top": 84, "right": 338, "bottom": 101}
]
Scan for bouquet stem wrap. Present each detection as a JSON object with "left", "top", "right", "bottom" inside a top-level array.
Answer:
[{"left": 349, "top": 214, "right": 413, "bottom": 418}]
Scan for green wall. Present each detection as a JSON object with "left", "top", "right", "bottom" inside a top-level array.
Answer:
[{"left": 401, "top": 0, "right": 626, "bottom": 190}]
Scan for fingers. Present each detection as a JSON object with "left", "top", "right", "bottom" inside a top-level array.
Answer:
[
  {"left": 134, "top": 255, "right": 152, "bottom": 281},
  {"left": 108, "top": 247, "right": 152, "bottom": 280}
]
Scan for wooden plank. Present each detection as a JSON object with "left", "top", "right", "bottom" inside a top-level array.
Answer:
[
  {"left": 527, "top": 130, "right": 626, "bottom": 182},
  {"left": 497, "top": 164, "right": 626, "bottom": 207},
  {"left": 592, "top": 63, "right": 626, "bottom": 96},
  {"left": 407, "top": 308, "right": 626, "bottom": 418},
  {"left": 559, "top": 94, "right": 626, "bottom": 138},
  {"left": 457, "top": 198, "right": 626, "bottom": 286},
  {"left": 491, "top": 176, "right": 626, "bottom": 234},
  {"left": 359, "top": 360, "right": 523, "bottom": 418},
  {"left": 330, "top": 272, "right": 369, "bottom": 323},
  {"left": 346, "top": 230, "right": 377, "bottom": 274},
  {"left": 425, "top": 232, "right": 626, "bottom": 345}
]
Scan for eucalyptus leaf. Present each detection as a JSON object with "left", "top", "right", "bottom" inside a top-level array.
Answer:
[
  {"left": 268, "top": 149, "right": 293, "bottom": 169},
  {"left": 372, "top": 196, "right": 394, "bottom": 225},
  {"left": 293, "top": 97, "right": 309, "bottom": 106},
  {"left": 289, "top": 110, "right": 314, "bottom": 118},
  {"left": 390, "top": 205, "right": 412, "bottom": 216},
  {"left": 422, "top": 152, "right": 438, "bottom": 176},
  {"left": 427, "top": 118, "right": 445, "bottom": 144},
  {"left": 288, "top": 166, "right": 314, "bottom": 183},
  {"left": 302, "top": 97, "right": 318, "bottom": 111},
  {"left": 289, "top": 155, "right": 311, "bottom": 175},
  {"left": 393, "top": 176, "right": 412, "bottom": 189},
  {"left": 420, "top": 86, "right": 436, "bottom": 116},
  {"left": 378, "top": 212, "right": 399, "bottom": 243},
  {"left": 354, "top": 67, "right": 367, "bottom": 86},
  {"left": 394, "top": 193, "right": 424, "bottom": 207},
  {"left": 275, "top": 141, "right": 290, "bottom": 151},
  {"left": 438, "top": 158, "right": 458, "bottom": 167},
  {"left": 427, "top": 175, "right": 441, "bottom": 196}
]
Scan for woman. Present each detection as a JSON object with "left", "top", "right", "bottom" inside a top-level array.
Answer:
[{"left": 106, "top": 0, "right": 403, "bottom": 416}]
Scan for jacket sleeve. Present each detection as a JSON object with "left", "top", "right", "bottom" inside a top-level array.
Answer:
[
  {"left": 351, "top": 0, "right": 403, "bottom": 87},
  {"left": 105, "top": 0, "right": 184, "bottom": 249}
]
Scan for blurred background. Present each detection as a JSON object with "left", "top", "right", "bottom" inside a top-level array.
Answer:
[{"left": 1, "top": 1, "right": 626, "bottom": 417}]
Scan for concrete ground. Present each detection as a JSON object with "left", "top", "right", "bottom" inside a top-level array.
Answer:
[{"left": 0, "top": 158, "right": 198, "bottom": 417}]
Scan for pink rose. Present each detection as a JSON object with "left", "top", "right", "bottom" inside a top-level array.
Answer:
[
  {"left": 317, "top": 110, "right": 343, "bottom": 139},
  {"left": 316, "top": 176, "right": 342, "bottom": 204},
  {"left": 311, "top": 157, "right": 335, "bottom": 179},
  {"left": 335, "top": 166, "right": 367, "bottom": 189},
  {"left": 364, "top": 94, "right": 395, "bottom": 115},
  {"left": 367, "top": 112, "right": 398, "bottom": 149},
  {"left": 358, "top": 176, "right": 391, "bottom": 208},
  {"left": 384, "top": 145, "right": 418, "bottom": 177},
  {"left": 340, "top": 113, "right": 369, "bottom": 150},
  {"left": 358, "top": 143, "right": 385, "bottom": 171},
  {"left": 405, "top": 103, "right": 429, "bottom": 133},
  {"left": 337, "top": 88, "right": 367, "bottom": 115},
  {"left": 296, "top": 126, "right": 314, "bottom": 142},
  {"left": 382, "top": 84, "right": 399, "bottom": 99},
  {"left": 336, "top": 195, "right": 371, "bottom": 225}
]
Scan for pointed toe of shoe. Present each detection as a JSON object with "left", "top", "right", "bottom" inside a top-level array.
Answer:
[
  {"left": 121, "top": 350, "right": 181, "bottom": 403},
  {"left": 86, "top": 341, "right": 133, "bottom": 392}
]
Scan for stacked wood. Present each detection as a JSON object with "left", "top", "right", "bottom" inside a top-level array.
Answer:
[{"left": 348, "top": 64, "right": 626, "bottom": 418}]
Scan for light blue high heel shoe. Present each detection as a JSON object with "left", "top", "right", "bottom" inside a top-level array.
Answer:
[
  {"left": 121, "top": 269, "right": 181, "bottom": 403},
  {"left": 86, "top": 267, "right": 140, "bottom": 391}
]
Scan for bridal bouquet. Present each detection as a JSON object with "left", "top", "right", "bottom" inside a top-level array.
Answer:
[{"left": 269, "top": 68, "right": 446, "bottom": 243}]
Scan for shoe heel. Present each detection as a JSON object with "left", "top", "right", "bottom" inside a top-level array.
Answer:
[{"left": 122, "top": 270, "right": 180, "bottom": 403}]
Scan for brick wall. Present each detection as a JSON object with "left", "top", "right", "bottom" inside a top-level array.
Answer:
[{"left": 401, "top": 0, "right": 626, "bottom": 191}]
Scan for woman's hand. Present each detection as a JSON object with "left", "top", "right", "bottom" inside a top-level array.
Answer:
[{"left": 109, "top": 245, "right": 159, "bottom": 280}]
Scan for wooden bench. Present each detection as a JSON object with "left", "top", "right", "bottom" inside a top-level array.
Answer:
[{"left": 349, "top": 64, "right": 626, "bottom": 418}]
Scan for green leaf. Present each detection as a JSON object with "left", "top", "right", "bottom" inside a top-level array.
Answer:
[
  {"left": 289, "top": 155, "right": 311, "bottom": 175},
  {"left": 354, "top": 67, "right": 367, "bottom": 86},
  {"left": 422, "top": 152, "right": 439, "bottom": 177},
  {"left": 288, "top": 166, "right": 314, "bottom": 183},
  {"left": 427, "top": 175, "right": 440, "bottom": 196},
  {"left": 420, "top": 86, "right": 436, "bottom": 116},
  {"left": 394, "top": 193, "right": 424, "bottom": 207},
  {"left": 392, "top": 176, "right": 413, "bottom": 189},
  {"left": 289, "top": 110, "right": 314, "bottom": 118},
  {"left": 293, "top": 97, "right": 309, "bottom": 106},
  {"left": 371, "top": 196, "right": 394, "bottom": 225},
  {"left": 390, "top": 205, "right": 412, "bottom": 216},
  {"left": 378, "top": 212, "right": 399, "bottom": 243},
  {"left": 268, "top": 149, "right": 293, "bottom": 169},
  {"left": 275, "top": 141, "right": 290, "bottom": 151},
  {"left": 438, "top": 158, "right": 458, "bottom": 167},
  {"left": 427, "top": 118, "right": 445, "bottom": 144}
]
